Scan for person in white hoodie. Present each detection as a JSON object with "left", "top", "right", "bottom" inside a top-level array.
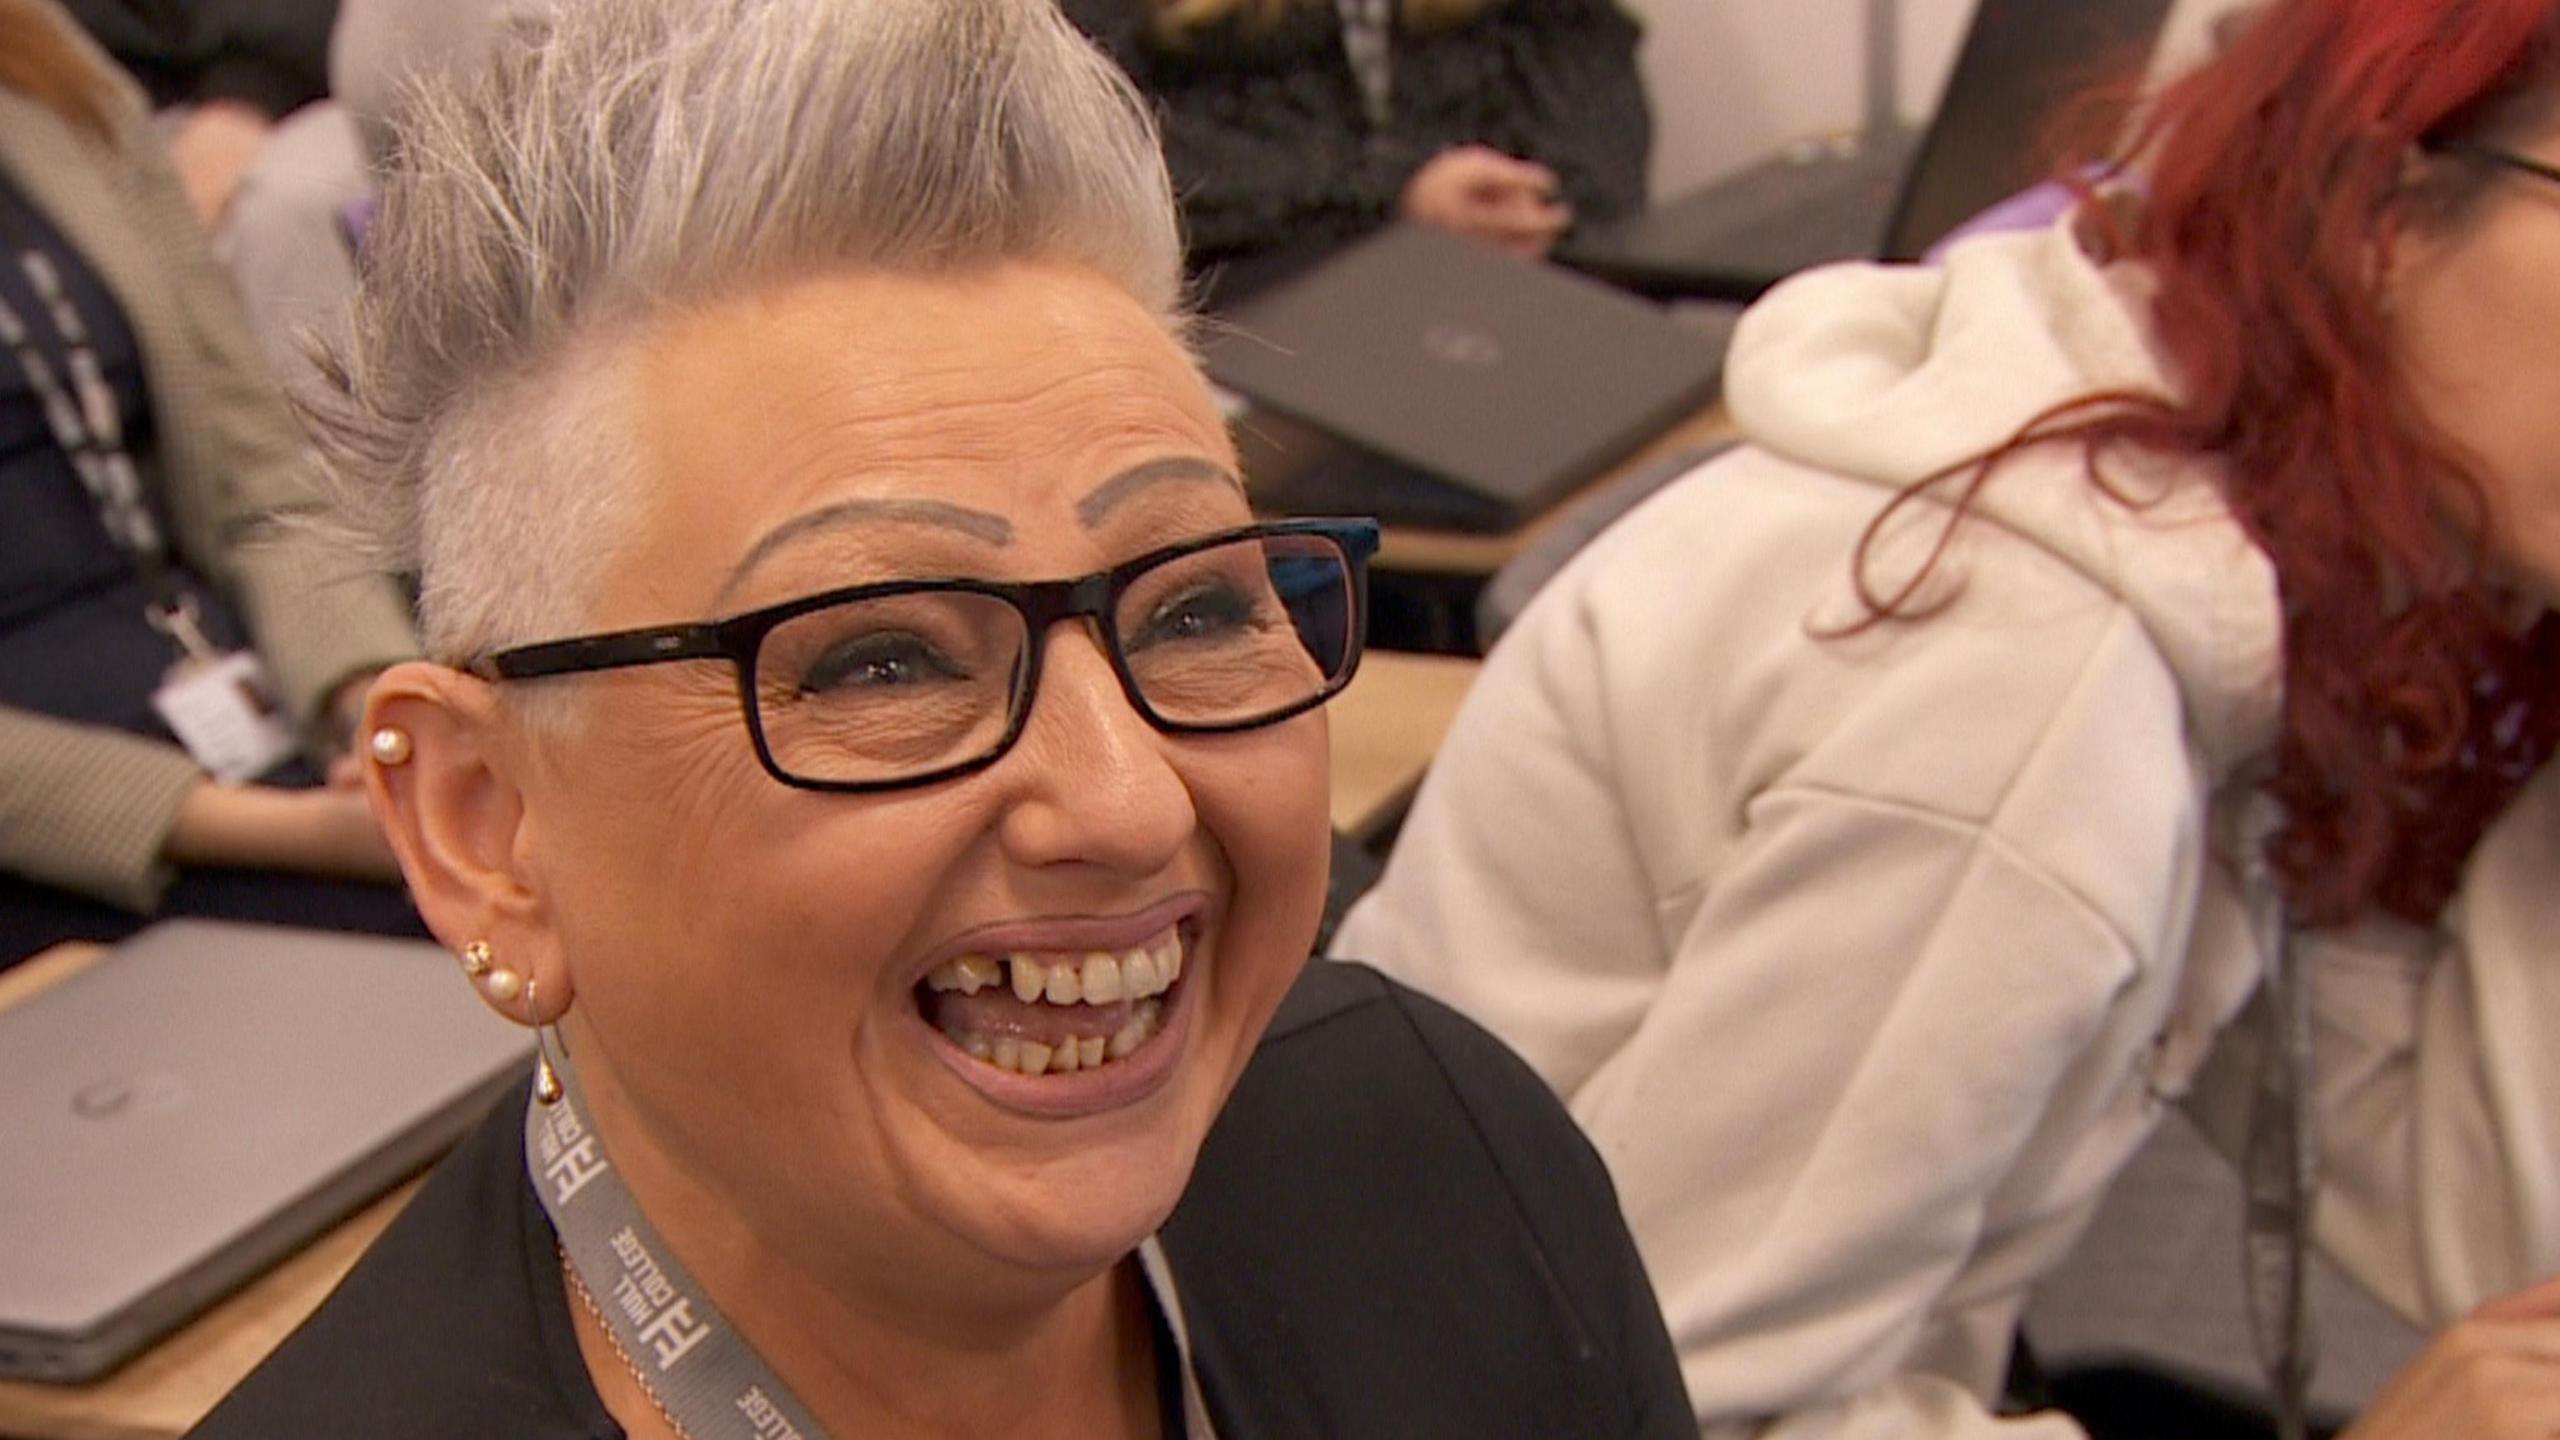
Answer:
[{"left": 1333, "top": 0, "right": 2560, "bottom": 1436}]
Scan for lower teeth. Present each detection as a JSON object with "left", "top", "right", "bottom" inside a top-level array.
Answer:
[{"left": 949, "top": 999, "right": 1165, "bottom": 1077}]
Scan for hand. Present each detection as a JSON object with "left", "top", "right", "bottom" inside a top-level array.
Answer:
[
  {"left": 166, "top": 101, "right": 273, "bottom": 230},
  {"left": 325, "top": 748, "right": 368, "bottom": 792},
  {"left": 1399, "top": 145, "right": 1574, "bottom": 259},
  {"left": 2342, "top": 1274, "right": 2560, "bottom": 1439},
  {"left": 324, "top": 672, "right": 385, "bottom": 791},
  {"left": 166, "top": 781, "right": 403, "bottom": 883}
]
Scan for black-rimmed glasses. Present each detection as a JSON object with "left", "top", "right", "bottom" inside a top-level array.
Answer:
[
  {"left": 2426, "top": 138, "right": 2560, "bottom": 194},
  {"left": 468, "top": 518, "right": 1379, "bottom": 793}
]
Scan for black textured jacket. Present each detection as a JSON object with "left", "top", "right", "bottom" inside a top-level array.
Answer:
[
  {"left": 1064, "top": 0, "right": 1652, "bottom": 304},
  {"left": 59, "top": 0, "right": 335, "bottom": 118},
  {"left": 187, "top": 961, "right": 1694, "bottom": 1438}
]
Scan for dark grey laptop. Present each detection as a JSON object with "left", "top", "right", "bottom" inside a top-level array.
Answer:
[
  {"left": 1561, "top": 0, "right": 2175, "bottom": 301},
  {"left": 1201, "top": 223, "right": 1727, "bottom": 533},
  {"left": 0, "top": 921, "right": 531, "bottom": 1382}
]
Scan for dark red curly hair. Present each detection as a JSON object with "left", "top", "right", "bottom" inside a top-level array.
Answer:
[{"left": 1854, "top": 0, "right": 2560, "bottom": 926}]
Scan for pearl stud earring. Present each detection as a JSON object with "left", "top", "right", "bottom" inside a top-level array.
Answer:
[{"left": 368, "top": 726, "right": 413, "bottom": 766}]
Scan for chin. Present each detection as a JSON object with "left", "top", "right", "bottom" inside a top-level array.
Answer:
[{"left": 951, "top": 1114, "right": 1212, "bottom": 1275}]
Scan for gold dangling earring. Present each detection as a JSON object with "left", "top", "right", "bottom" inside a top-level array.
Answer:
[{"left": 525, "top": 975, "right": 565, "bottom": 1107}]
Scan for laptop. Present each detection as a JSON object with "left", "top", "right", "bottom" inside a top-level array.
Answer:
[
  {"left": 1561, "top": 0, "right": 2175, "bottom": 301},
  {"left": 0, "top": 921, "right": 532, "bottom": 1382},
  {"left": 1201, "top": 223, "right": 1728, "bottom": 533}
]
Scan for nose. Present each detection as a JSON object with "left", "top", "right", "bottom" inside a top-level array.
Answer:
[{"left": 991, "top": 622, "right": 1196, "bottom": 875}]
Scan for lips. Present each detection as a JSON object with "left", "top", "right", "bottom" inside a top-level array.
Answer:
[
  {"left": 916, "top": 926, "right": 1186, "bottom": 1077},
  {"left": 903, "top": 889, "right": 1212, "bottom": 1115}
]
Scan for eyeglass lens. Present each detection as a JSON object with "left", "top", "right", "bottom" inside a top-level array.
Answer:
[{"left": 748, "top": 532, "right": 1356, "bottom": 785}]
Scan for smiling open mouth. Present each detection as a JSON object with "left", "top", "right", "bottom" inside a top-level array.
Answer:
[{"left": 914, "top": 925, "right": 1189, "bottom": 1077}]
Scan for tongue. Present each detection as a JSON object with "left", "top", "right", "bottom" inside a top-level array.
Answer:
[{"left": 917, "top": 987, "right": 1137, "bottom": 1046}]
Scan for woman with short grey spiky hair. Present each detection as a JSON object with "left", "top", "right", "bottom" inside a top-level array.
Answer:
[
  {"left": 315, "top": 0, "right": 1184, "bottom": 668},
  {"left": 187, "top": 0, "right": 1692, "bottom": 1435}
]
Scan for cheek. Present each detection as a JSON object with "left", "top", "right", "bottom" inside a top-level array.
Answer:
[
  {"left": 528, "top": 690, "right": 1003, "bottom": 1181},
  {"left": 2473, "top": 335, "right": 2560, "bottom": 509},
  {"left": 1208, "top": 716, "right": 1329, "bottom": 850},
  {"left": 1190, "top": 714, "right": 1332, "bottom": 992},
  {"left": 527, "top": 677, "right": 964, "bottom": 1054},
  {"left": 2400, "top": 228, "right": 2560, "bottom": 524},
  {"left": 2394, "top": 281, "right": 2560, "bottom": 599},
  {"left": 2484, "top": 469, "right": 2560, "bottom": 607},
  {"left": 2440, "top": 330, "right": 2560, "bottom": 601},
  {"left": 531, "top": 679, "right": 774, "bottom": 932}
]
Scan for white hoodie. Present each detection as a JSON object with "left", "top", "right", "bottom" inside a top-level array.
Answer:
[{"left": 1332, "top": 217, "right": 2560, "bottom": 1438}]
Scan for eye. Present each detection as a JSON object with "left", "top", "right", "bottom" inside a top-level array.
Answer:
[
  {"left": 1131, "top": 580, "right": 1258, "bottom": 649},
  {"left": 798, "top": 630, "right": 967, "bottom": 693}
]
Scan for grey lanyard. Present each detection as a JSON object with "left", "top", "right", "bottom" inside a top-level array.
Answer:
[
  {"left": 526, "top": 1049, "right": 1213, "bottom": 1438},
  {"left": 0, "top": 250, "right": 219, "bottom": 660},
  {"left": 2235, "top": 791, "right": 2319, "bottom": 1440},
  {"left": 1335, "top": 0, "right": 1392, "bottom": 127},
  {"left": 528, "top": 1052, "right": 837, "bottom": 1439},
  {"left": 0, "top": 250, "right": 161, "bottom": 559}
]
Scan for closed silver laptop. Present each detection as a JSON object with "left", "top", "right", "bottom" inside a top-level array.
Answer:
[
  {"left": 1204, "top": 223, "right": 1726, "bottom": 534},
  {"left": 0, "top": 920, "right": 531, "bottom": 1382}
]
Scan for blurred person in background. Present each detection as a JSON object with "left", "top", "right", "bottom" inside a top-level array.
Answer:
[
  {"left": 57, "top": 0, "right": 338, "bottom": 229},
  {"left": 217, "top": 0, "right": 544, "bottom": 384},
  {"left": 1336, "top": 0, "right": 2560, "bottom": 1435},
  {"left": 0, "top": 0, "right": 418, "bottom": 968},
  {"left": 1065, "top": 0, "right": 1650, "bottom": 305}
]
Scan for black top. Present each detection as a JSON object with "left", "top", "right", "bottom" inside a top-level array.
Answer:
[
  {"left": 0, "top": 172, "right": 248, "bottom": 740},
  {"left": 1063, "top": 0, "right": 1652, "bottom": 305},
  {"left": 59, "top": 0, "right": 336, "bottom": 119},
  {"left": 187, "top": 961, "right": 1693, "bottom": 1438}
]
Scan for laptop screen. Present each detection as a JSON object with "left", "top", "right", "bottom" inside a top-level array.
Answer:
[{"left": 1880, "top": 0, "right": 2176, "bottom": 261}]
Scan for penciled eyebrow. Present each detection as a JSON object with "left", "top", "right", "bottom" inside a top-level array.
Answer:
[
  {"left": 719, "top": 456, "right": 1248, "bottom": 604},
  {"left": 717, "top": 498, "right": 1013, "bottom": 605},
  {"left": 1074, "top": 456, "right": 1248, "bottom": 526}
]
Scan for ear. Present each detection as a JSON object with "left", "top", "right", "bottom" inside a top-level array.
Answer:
[
  {"left": 361, "top": 660, "right": 573, "bottom": 1026},
  {"left": 2372, "top": 142, "right": 2451, "bottom": 302},
  {"left": 2397, "top": 141, "right": 2434, "bottom": 193}
]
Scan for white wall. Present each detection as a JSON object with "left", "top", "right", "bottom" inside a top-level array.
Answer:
[{"left": 1621, "top": 0, "right": 2250, "bottom": 201}]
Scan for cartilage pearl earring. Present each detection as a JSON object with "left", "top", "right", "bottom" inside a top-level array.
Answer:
[{"left": 368, "top": 726, "right": 413, "bottom": 766}]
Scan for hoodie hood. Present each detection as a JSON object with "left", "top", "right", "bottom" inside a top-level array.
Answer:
[{"left": 1720, "top": 217, "right": 2284, "bottom": 779}]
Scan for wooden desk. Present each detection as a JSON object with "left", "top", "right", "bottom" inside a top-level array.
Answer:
[
  {"left": 0, "top": 653, "right": 1482, "bottom": 1440},
  {"left": 1325, "top": 649, "right": 1481, "bottom": 843}
]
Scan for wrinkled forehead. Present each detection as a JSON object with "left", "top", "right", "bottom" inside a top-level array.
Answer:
[{"left": 597, "top": 262, "right": 1244, "bottom": 614}]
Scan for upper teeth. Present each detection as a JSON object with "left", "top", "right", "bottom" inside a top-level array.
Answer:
[{"left": 924, "top": 931, "right": 1184, "bottom": 1003}]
